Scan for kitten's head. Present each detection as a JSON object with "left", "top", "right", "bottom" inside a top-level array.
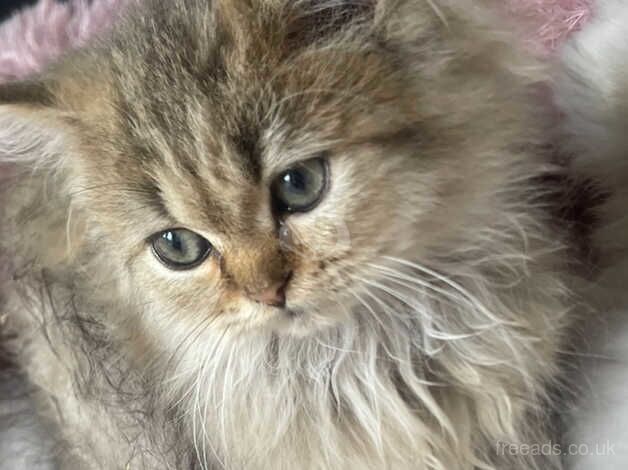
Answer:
[{"left": 0, "top": 0, "right": 542, "bottom": 338}]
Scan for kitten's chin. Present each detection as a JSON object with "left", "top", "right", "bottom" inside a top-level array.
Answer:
[
  {"left": 216, "top": 301, "right": 349, "bottom": 338},
  {"left": 268, "top": 306, "right": 348, "bottom": 338}
]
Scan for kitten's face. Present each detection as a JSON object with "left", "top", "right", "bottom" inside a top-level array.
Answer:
[
  {"left": 81, "top": 50, "right": 431, "bottom": 335},
  {"left": 10, "top": 0, "right": 533, "bottom": 337}
]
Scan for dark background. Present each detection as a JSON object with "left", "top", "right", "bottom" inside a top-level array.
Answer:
[{"left": 0, "top": 0, "right": 67, "bottom": 22}]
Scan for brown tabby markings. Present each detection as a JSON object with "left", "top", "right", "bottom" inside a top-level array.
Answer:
[{"left": 0, "top": 1, "right": 590, "bottom": 469}]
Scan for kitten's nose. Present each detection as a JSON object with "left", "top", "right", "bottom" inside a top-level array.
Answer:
[{"left": 247, "top": 272, "right": 292, "bottom": 308}]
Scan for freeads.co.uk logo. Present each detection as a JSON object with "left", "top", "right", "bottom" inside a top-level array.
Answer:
[{"left": 495, "top": 440, "right": 617, "bottom": 457}]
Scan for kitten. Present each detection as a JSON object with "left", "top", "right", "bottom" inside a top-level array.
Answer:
[{"left": 0, "top": 0, "right": 587, "bottom": 468}]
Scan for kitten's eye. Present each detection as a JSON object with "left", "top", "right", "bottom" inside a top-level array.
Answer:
[
  {"left": 272, "top": 156, "right": 328, "bottom": 214},
  {"left": 150, "top": 229, "right": 212, "bottom": 270}
]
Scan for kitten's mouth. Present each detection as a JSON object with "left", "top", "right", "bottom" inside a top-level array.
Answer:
[
  {"left": 277, "top": 307, "right": 305, "bottom": 319},
  {"left": 283, "top": 307, "right": 304, "bottom": 318}
]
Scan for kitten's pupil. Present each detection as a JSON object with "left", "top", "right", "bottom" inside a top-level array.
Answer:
[
  {"left": 151, "top": 229, "right": 212, "bottom": 270},
  {"left": 283, "top": 169, "right": 307, "bottom": 193},
  {"left": 272, "top": 156, "right": 328, "bottom": 214},
  {"left": 163, "top": 231, "right": 182, "bottom": 251}
]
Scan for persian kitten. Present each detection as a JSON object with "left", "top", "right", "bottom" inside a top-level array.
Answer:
[{"left": 0, "top": 0, "right": 591, "bottom": 469}]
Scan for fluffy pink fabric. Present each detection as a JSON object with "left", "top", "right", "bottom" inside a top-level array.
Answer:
[
  {"left": 504, "top": 0, "right": 594, "bottom": 53},
  {"left": 0, "top": 0, "right": 595, "bottom": 84},
  {"left": 0, "top": 0, "right": 133, "bottom": 82},
  {"left": 0, "top": 0, "right": 595, "bottom": 83}
]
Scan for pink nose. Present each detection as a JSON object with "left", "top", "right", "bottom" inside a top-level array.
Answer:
[
  {"left": 247, "top": 273, "right": 291, "bottom": 307},
  {"left": 248, "top": 284, "right": 286, "bottom": 307}
]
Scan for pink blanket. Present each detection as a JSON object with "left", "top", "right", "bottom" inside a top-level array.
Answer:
[{"left": 0, "top": 0, "right": 594, "bottom": 84}]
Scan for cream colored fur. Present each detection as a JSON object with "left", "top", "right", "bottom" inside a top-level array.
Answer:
[{"left": 0, "top": 1, "right": 589, "bottom": 469}]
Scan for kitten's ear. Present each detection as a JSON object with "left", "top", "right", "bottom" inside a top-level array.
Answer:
[
  {"left": 278, "top": 0, "right": 377, "bottom": 47},
  {"left": 294, "top": 0, "right": 376, "bottom": 37},
  {"left": 0, "top": 79, "right": 75, "bottom": 172},
  {"left": 0, "top": 80, "right": 88, "bottom": 265},
  {"left": 286, "top": 0, "right": 443, "bottom": 45}
]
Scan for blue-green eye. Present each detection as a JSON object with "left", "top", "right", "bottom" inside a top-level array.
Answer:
[
  {"left": 150, "top": 229, "right": 212, "bottom": 270},
  {"left": 272, "top": 156, "right": 328, "bottom": 214}
]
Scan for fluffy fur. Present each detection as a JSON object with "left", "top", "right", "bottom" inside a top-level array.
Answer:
[
  {"left": 0, "top": 0, "right": 593, "bottom": 469},
  {"left": 555, "top": 1, "right": 628, "bottom": 467},
  {"left": 0, "top": 0, "right": 133, "bottom": 83},
  {"left": 503, "top": 0, "right": 592, "bottom": 55},
  {"left": 0, "top": 0, "right": 593, "bottom": 86}
]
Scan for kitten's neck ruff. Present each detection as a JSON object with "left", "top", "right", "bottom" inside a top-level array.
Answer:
[
  {"left": 2, "top": 161, "right": 578, "bottom": 469},
  {"left": 159, "top": 252, "right": 568, "bottom": 470}
]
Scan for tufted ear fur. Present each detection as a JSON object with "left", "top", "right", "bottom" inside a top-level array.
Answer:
[
  {"left": 0, "top": 78, "right": 88, "bottom": 268},
  {"left": 285, "top": 0, "right": 376, "bottom": 45},
  {"left": 215, "top": 0, "right": 448, "bottom": 51},
  {"left": 0, "top": 79, "right": 79, "bottom": 171}
]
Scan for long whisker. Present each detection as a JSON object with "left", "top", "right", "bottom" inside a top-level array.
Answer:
[
  {"left": 381, "top": 256, "right": 517, "bottom": 326},
  {"left": 368, "top": 264, "right": 510, "bottom": 331}
]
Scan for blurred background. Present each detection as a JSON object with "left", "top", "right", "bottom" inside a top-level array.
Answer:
[{"left": 0, "top": 1, "right": 48, "bottom": 21}]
